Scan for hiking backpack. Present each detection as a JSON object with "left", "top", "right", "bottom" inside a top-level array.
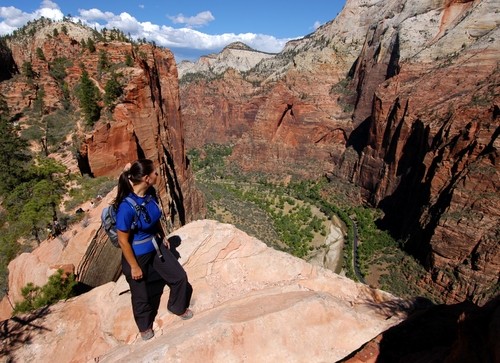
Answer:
[{"left": 101, "top": 196, "right": 151, "bottom": 247}]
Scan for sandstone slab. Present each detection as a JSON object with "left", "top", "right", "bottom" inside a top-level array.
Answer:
[{"left": 1, "top": 220, "right": 408, "bottom": 363}]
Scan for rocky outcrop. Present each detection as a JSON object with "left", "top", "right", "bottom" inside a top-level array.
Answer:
[
  {"left": 179, "top": 0, "right": 499, "bottom": 304},
  {"left": 80, "top": 43, "right": 204, "bottom": 227},
  {"left": 0, "top": 20, "right": 204, "bottom": 296},
  {"left": 1, "top": 220, "right": 408, "bottom": 363}
]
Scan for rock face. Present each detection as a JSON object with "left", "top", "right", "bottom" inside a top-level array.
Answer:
[
  {"left": 179, "top": 0, "right": 499, "bottom": 304},
  {"left": 333, "top": 0, "right": 499, "bottom": 305},
  {"left": 1, "top": 220, "right": 408, "bottom": 363},
  {"left": 0, "top": 18, "right": 204, "bottom": 232},
  {"left": 80, "top": 43, "right": 204, "bottom": 228}
]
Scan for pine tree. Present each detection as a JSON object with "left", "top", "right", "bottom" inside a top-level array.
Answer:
[
  {"left": 22, "top": 61, "right": 36, "bottom": 80},
  {"left": 125, "top": 53, "right": 133, "bottom": 67},
  {"left": 5, "top": 158, "right": 67, "bottom": 243},
  {"left": 104, "top": 72, "right": 123, "bottom": 108},
  {"left": 36, "top": 47, "right": 45, "bottom": 61},
  {"left": 87, "top": 37, "right": 96, "bottom": 53},
  {"left": 77, "top": 69, "right": 101, "bottom": 126},
  {"left": 0, "top": 116, "right": 31, "bottom": 196}
]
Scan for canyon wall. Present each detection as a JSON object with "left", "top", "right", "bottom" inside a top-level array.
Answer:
[
  {"left": 179, "top": 0, "right": 499, "bottom": 304},
  {"left": 1, "top": 20, "right": 204, "bottom": 229}
]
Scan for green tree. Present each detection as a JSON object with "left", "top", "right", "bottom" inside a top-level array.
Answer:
[
  {"left": 86, "top": 37, "right": 96, "bottom": 53},
  {"left": 48, "top": 57, "right": 70, "bottom": 83},
  {"left": 60, "top": 81, "right": 71, "bottom": 110},
  {"left": 104, "top": 72, "right": 123, "bottom": 108},
  {"left": 0, "top": 94, "right": 8, "bottom": 118},
  {"left": 0, "top": 232, "right": 22, "bottom": 293},
  {"left": 8, "top": 158, "right": 67, "bottom": 243},
  {"left": 125, "top": 53, "right": 133, "bottom": 67},
  {"left": 77, "top": 69, "right": 101, "bottom": 126},
  {"left": 33, "top": 86, "right": 45, "bottom": 117},
  {"left": 36, "top": 47, "right": 45, "bottom": 61},
  {"left": 0, "top": 117, "right": 31, "bottom": 196},
  {"left": 97, "top": 50, "right": 110, "bottom": 77},
  {"left": 22, "top": 61, "right": 36, "bottom": 80}
]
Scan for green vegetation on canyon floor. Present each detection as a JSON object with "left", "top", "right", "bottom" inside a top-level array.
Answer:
[{"left": 188, "top": 143, "right": 441, "bottom": 304}]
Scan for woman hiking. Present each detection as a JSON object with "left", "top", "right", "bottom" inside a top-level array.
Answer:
[{"left": 114, "top": 159, "right": 193, "bottom": 341}]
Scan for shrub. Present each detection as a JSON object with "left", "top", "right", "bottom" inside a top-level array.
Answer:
[
  {"left": 36, "top": 47, "right": 46, "bottom": 61},
  {"left": 13, "top": 269, "right": 77, "bottom": 315},
  {"left": 49, "top": 57, "right": 72, "bottom": 83},
  {"left": 64, "top": 175, "right": 115, "bottom": 210},
  {"left": 44, "top": 109, "right": 77, "bottom": 151},
  {"left": 125, "top": 53, "right": 133, "bottom": 66}
]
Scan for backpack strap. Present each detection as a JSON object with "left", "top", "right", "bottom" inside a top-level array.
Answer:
[
  {"left": 124, "top": 197, "right": 139, "bottom": 229},
  {"left": 123, "top": 195, "right": 162, "bottom": 258}
]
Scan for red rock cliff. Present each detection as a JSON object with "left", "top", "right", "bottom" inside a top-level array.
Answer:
[
  {"left": 81, "top": 43, "right": 204, "bottom": 226},
  {"left": 179, "top": 0, "right": 499, "bottom": 304},
  {"left": 1, "top": 20, "right": 204, "bottom": 228}
]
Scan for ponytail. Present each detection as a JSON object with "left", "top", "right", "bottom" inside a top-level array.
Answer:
[{"left": 112, "top": 159, "right": 155, "bottom": 208}]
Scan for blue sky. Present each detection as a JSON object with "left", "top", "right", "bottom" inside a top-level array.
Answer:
[{"left": 0, "top": 0, "right": 346, "bottom": 61}]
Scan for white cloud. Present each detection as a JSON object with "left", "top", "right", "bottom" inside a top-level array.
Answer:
[
  {"left": 0, "top": 2, "right": 289, "bottom": 60},
  {"left": 0, "top": 2, "right": 63, "bottom": 29},
  {"left": 0, "top": 6, "right": 30, "bottom": 27},
  {"left": 168, "top": 11, "right": 214, "bottom": 28},
  {"left": 107, "top": 12, "right": 141, "bottom": 34},
  {"left": 0, "top": 22, "right": 16, "bottom": 34},
  {"left": 35, "top": 7, "right": 63, "bottom": 20},
  {"left": 35, "top": 0, "right": 63, "bottom": 21},
  {"left": 41, "top": 0, "right": 59, "bottom": 10},
  {"left": 40, "top": 0, "right": 59, "bottom": 10},
  {"left": 313, "top": 21, "right": 322, "bottom": 30},
  {"left": 78, "top": 8, "right": 115, "bottom": 22}
]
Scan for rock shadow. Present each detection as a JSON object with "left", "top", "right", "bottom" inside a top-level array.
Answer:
[{"left": 0, "top": 306, "right": 51, "bottom": 360}]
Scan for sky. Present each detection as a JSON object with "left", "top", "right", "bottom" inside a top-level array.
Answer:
[{"left": 0, "top": 0, "right": 346, "bottom": 61}]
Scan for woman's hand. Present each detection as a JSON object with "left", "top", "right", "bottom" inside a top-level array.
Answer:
[
  {"left": 162, "top": 237, "right": 170, "bottom": 249},
  {"left": 117, "top": 230, "right": 143, "bottom": 280},
  {"left": 131, "top": 265, "right": 143, "bottom": 280}
]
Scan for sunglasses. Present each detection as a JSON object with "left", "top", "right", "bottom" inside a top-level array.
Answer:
[{"left": 139, "top": 205, "right": 151, "bottom": 223}]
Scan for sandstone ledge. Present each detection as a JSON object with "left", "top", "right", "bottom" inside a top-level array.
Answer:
[{"left": 2, "top": 220, "right": 408, "bottom": 362}]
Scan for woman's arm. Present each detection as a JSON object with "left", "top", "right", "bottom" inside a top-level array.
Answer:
[
  {"left": 117, "top": 230, "right": 143, "bottom": 280},
  {"left": 155, "top": 220, "right": 170, "bottom": 249}
]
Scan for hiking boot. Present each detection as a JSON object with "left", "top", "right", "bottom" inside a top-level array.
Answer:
[
  {"left": 140, "top": 328, "right": 154, "bottom": 341},
  {"left": 179, "top": 308, "right": 193, "bottom": 320}
]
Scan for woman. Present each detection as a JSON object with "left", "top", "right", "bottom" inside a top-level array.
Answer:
[{"left": 114, "top": 159, "right": 193, "bottom": 341}]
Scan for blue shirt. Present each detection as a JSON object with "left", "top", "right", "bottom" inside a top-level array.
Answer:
[{"left": 115, "top": 191, "right": 162, "bottom": 256}]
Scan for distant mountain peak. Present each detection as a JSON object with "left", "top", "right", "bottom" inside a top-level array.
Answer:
[
  {"left": 177, "top": 41, "right": 276, "bottom": 78},
  {"left": 222, "top": 42, "right": 256, "bottom": 52}
]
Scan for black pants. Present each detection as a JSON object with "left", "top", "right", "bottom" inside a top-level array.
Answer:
[{"left": 122, "top": 243, "right": 193, "bottom": 332}]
